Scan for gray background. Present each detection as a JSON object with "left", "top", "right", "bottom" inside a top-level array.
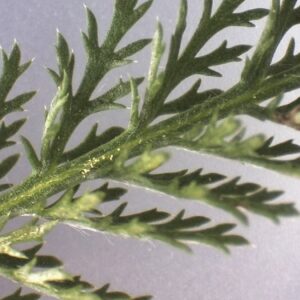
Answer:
[{"left": 1, "top": 0, "right": 300, "bottom": 299}]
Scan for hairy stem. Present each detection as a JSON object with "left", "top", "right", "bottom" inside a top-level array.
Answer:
[{"left": 0, "top": 82, "right": 265, "bottom": 215}]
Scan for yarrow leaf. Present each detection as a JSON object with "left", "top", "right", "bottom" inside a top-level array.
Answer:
[{"left": 1, "top": 1, "right": 300, "bottom": 299}]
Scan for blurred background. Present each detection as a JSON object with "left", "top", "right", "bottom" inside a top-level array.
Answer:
[{"left": 0, "top": 0, "right": 300, "bottom": 299}]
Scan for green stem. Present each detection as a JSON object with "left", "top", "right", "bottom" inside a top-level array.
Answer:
[
  {"left": 0, "top": 131, "right": 133, "bottom": 216},
  {"left": 0, "top": 84, "right": 246, "bottom": 214},
  {"left": 0, "top": 75, "right": 299, "bottom": 217}
]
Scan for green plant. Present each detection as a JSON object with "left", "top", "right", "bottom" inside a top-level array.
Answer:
[{"left": 1, "top": 0, "right": 300, "bottom": 298}]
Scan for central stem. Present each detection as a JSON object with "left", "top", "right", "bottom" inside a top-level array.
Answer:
[
  {"left": 0, "top": 78, "right": 294, "bottom": 217},
  {"left": 0, "top": 131, "right": 134, "bottom": 216}
]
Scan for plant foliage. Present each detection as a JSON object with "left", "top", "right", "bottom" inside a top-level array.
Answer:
[{"left": 0, "top": 0, "right": 300, "bottom": 298}]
